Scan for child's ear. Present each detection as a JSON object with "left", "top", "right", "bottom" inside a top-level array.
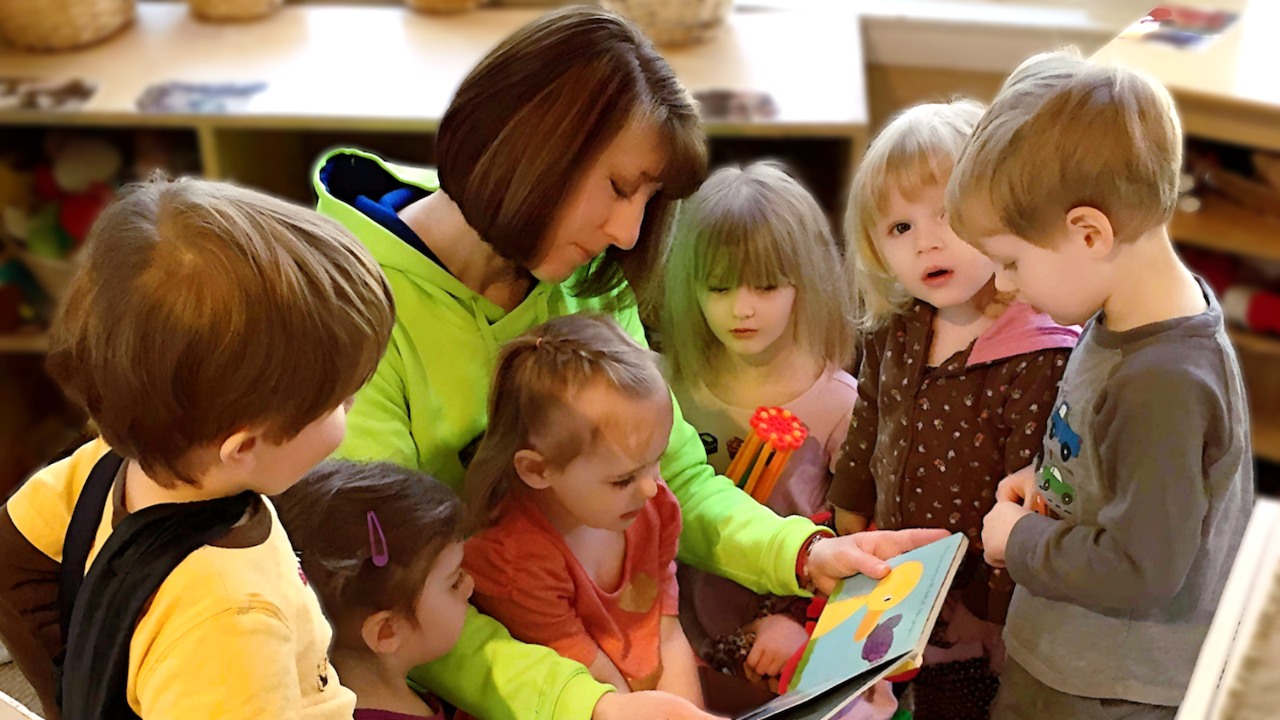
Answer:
[
  {"left": 513, "top": 449, "right": 553, "bottom": 490},
  {"left": 1064, "top": 206, "right": 1115, "bottom": 256},
  {"left": 218, "top": 428, "right": 261, "bottom": 469},
  {"left": 361, "top": 610, "right": 402, "bottom": 655}
]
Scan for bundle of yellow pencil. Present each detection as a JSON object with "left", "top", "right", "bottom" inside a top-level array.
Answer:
[{"left": 725, "top": 406, "right": 809, "bottom": 504}]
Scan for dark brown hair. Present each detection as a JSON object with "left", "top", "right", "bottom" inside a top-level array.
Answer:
[
  {"left": 464, "top": 313, "right": 668, "bottom": 529},
  {"left": 47, "top": 175, "right": 396, "bottom": 486},
  {"left": 273, "top": 460, "right": 464, "bottom": 652},
  {"left": 436, "top": 5, "right": 708, "bottom": 315}
]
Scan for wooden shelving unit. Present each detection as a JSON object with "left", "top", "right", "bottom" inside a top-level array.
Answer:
[
  {"left": 1229, "top": 330, "right": 1280, "bottom": 464},
  {"left": 1171, "top": 194, "right": 1280, "bottom": 263},
  {"left": 0, "top": 2, "right": 869, "bottom": 204}
]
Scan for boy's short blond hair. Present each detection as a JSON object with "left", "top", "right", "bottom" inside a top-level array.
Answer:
[
  {"left": 947, "top": 49, "right": 1182, "bottom": 247},
  {"left": 48, "top": 175, "right": 396, "bottom": 487},
  {"left": 846, "top": 99, "right": 986, "bottom": 331}
]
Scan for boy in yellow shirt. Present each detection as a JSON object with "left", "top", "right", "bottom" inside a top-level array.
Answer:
[{"left": 0, "top": 176, "right": 395, "bottom": 718}]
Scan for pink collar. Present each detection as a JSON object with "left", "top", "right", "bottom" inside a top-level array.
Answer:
[{"left": 967, "top": 302, "right": 1081, "bottom": 367}]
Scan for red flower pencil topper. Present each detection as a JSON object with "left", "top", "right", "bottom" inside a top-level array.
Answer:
[{"left": 725, "top": 406, "right": 808, "bottom": 504}]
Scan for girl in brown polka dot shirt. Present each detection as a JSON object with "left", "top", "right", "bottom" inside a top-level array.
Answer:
[{"left": 830, "top": 100, "right": 1079, "bottom": 720}]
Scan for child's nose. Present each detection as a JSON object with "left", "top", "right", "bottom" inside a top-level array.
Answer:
[
  {"left": 914, "top": 224, "right": 947, "bottom": 253},
  {"left": 732, "top": 288, "right": 754, "bottom": 318},
  {"left": 638, "top": 475, "right": 659, "bottom": 500}
]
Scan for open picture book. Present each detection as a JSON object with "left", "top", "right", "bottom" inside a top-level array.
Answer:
[{"left": 738, "top": 532, "right": 968, "bottom": 720}]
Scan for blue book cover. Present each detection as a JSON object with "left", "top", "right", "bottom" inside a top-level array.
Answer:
[{"left": 738, "top": 532, "right": 968, "bottom": 720}]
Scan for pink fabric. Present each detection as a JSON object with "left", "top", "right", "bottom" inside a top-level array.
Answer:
[
  {"left": 968, "top": 302, "right": 1081, "bottom": 368},
  {"left": 830, "top": 680, "right": 899, "bottom": 720},
  {"left": 675, "top": 368, "right": 857, "bottom": 644},
  {"left": 921, "top": 595, "right": 1008, "bottom": 674},
  {"left": 464, "top": 481, "right": 682, "bottom": 689}
]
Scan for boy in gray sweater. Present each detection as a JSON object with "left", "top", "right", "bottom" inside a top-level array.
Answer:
[{"left": 944, "top": 50, "right": 1255, "bottom": 719}]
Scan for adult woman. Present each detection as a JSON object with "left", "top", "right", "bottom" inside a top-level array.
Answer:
[{"left": 317, "top": 7, "right": 943, "bottom": 719}]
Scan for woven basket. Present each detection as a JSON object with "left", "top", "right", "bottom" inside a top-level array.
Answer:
[
  {"left": 406, "top": 0, "right": 484, "bottom": 14},
  {"left": 600, "top": 0, "right": 733, "bottom": 46},
  {"left": 0, "top": 0, "right": 134, "bottom": 52},
  {"left": 188, "top": 0, "right": 283, "bottom": 22}
]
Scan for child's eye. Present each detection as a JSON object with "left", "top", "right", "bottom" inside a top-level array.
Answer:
[
  {"left": 707, "top": 286, "right": 729, "bottom": 294},
  {"left": 890, "top": 222, "right": 911, "bottom": 236},
  {"left": 610, "top": 180, "right": 632, "bottom": 200},
  {"left": 614, "top": 477, "right": 636, "bottom": 489},
  {"left": 755, "top": 284, "right": 779, "bottom": 293}
]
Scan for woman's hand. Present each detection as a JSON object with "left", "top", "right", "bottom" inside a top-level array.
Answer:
[
  {"left": 806, "top": 528, "right": 950, "bottom": 595},
  {"left": 745, "top": 614, "right": 809, "bottom": 678},
  {"left": 592, "top": 690, "right": 721, "bottom": 720}
]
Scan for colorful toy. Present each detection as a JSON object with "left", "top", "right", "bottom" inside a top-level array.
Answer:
[
  {"left": 725, "top": 406, "right": 808, "bottom": 504},
  {"left": 0, "top": 135, "right": 122, "bottom": 309}
]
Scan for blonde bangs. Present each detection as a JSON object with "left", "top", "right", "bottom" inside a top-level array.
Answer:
[
  {"left": 664, "top": 162, "right": 854, "bottom": 387},
  {"left": 845, "top": 99, "right": 985, "bottom": 330}
]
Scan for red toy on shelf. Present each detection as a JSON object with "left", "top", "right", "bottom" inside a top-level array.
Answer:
[{"left": 725, "top": 406, "right": 809, "bottom": 504}]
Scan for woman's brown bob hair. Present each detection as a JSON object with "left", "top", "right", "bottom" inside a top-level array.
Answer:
[{"left": 436, "top": 6, "right": 708, "bottom": 313}]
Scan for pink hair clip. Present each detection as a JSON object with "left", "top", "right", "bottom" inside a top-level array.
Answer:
[{"left": 367, "top": 510, "right": 389, "bottom": 567}]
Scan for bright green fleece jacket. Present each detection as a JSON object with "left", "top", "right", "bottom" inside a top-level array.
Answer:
[{"left": 316, "top": 148, "right": 818, "bottom": 720}]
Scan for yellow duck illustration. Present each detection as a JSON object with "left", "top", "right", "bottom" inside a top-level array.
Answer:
[{"left": 811, "top": 561, "right": 924, "bottom": 642}]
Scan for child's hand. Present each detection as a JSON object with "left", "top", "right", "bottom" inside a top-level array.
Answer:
[
  {"left": 996, "top": 465, "right": 1037, "bottom": 507},
  {"left": 982, "top": 500, "right": 1031, "bottom": 568},
  {"left": 592, "top": 690, "right": 719, "bottom": 720},
  {"left": 833, "top": 507, "right": 870, "bottom": 536},
  {"left": 746, "top": 614, "right": 810, "bottom": 678}
]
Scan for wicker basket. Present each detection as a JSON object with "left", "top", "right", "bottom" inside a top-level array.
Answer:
[
  {"left": 600, "top": 0, "right": 734, "bottom": 46},
  {"left": 406, "top": 0, "right": 485, "bottom": 14},
  {"left": 0, "top": 0, "right": 134, "bottom": 52},
  {"left": 188, "top": 0, "right": 283, "bottom": 22}
]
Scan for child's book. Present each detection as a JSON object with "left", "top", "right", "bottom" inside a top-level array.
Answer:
[{"left": 737, "top": 532, "right": 968, "bottom": 720}]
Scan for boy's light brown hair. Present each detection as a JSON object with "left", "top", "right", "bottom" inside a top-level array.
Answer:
[
  {"left": 946, "top": 49, "right": 1183, "bottom": 247},
  {"left": 464, "top": 313, "right": 669, "bottom": 530},
  {"left": 48, "top": 175, "right": 396, "bottom": 487}
]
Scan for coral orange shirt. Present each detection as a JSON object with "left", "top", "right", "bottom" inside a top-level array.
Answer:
[{"left": 464, "top": 481, "right": 682, "bottom": 691}]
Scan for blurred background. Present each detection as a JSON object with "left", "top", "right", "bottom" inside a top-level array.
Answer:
[{"left": 0, "top": 0, "right": 1275, "bottom": 502}]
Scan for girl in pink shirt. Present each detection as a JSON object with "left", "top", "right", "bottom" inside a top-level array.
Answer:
[{"left": 661, "top": 162, "right": 862, "bottom": 696}]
